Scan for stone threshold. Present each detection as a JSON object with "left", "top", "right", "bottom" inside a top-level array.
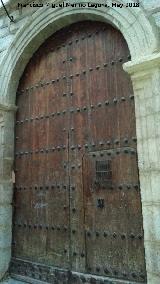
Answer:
[
  {"left": 1, "top": 278, "right": 27, "bottom": 284},
  {"left": 8, "top": 274, "right": 145, "bottom": 284}
]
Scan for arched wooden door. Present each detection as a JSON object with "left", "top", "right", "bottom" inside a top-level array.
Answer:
[{"left": 11, "top": 21, "right": 146, "bottom": 284}]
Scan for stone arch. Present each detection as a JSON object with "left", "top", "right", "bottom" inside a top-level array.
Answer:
[{"left": 0, "top": 1, "right": 158, "bottom": 106}]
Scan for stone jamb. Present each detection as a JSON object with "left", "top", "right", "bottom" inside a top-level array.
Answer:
[
  {"left": 124, "top": 54, "right": 160, "bottom": 283},
  {"left": 0, "top": 106, "right": 16, "bottom": 280}
]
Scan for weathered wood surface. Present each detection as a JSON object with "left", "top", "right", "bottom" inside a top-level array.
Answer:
[{"left": 12, "top": 21, "right": 146, "bottom": 283}]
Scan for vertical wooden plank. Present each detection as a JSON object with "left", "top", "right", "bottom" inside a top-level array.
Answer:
[
  {"left": 82, "top": 22, "right": 146, "bottom": 283},
  {"left": 13, "top": 27, "right": 71, "bottom": 268}
]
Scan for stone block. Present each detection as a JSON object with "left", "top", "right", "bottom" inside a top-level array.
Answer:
[
  {"left": 0, "top": 227, "right": 12, "bottom": 248},
  {"left": 147, "top": 137, "right": 160, "bottom": 165},
  {"left": 0, "top": 205, "right": 12, "bottom": 227},
  {"left": 153, "top": 12, "right": 160, "bottom": 28},
  {"left": 3, "top": 131, "right": 15, "bottom": 145},
  {"left": 137, "top": 114, "right": 160, "bottom": 142},
  {"left": 144, "top": 240, "right": 160, "bottom": 284},
  {"left": 136, "top": 117, "right": 148, "bottom": 140},
  {"left": 0, "top": 158, "right": 13, "bottom": 180},
  {"left": 0, "top": 35, "right": 13, "bottom": 52},
  {"left": 0, "top": 182, "right": 13, "bottom": 204},
  {"left": 137, "top": 137, "right": 160, "bottom": 169},
  {"left": 143, "top": 0, "right": 160, "bottom": 10},
  {"left": 0, "top": 247, "right": 11, "bottom": 279},
  {"left": 140, "top": 171, "right": 160, "bottom": 203},
  {"left": 143, "top": 204, "right": 160, "bottom": 242},
  {"left": 0, "top": 145, "right": 14, "bottom": 160},
  {"left": 0, "top": 27, "right": 10, "bottom": 39},
  {"left": 136, "top": 96, "right": 160, "bottom": 119}
]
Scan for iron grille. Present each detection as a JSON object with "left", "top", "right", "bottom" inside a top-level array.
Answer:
[{"left": 95, "top": 160, "right": 112, "bottom": 188}]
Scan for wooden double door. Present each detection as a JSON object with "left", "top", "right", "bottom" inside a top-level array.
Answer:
[{"left": 11, "top": 21, "right": 146, "bottom": 283}]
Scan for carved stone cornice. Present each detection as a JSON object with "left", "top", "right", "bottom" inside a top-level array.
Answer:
[{"left": 123, "top": 52, "right": 160, "bottom": 78}]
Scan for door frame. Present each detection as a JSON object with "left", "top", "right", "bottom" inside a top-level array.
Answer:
[{"left": 0, "top": 3, "right": 159, "bottom": 282}]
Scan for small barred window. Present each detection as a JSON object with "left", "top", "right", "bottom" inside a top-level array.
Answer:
[{"left": 96, "top": 160, "right": 112, "bottom": 187}]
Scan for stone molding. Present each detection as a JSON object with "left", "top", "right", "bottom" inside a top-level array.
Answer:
[
  {"left": 124, "top": 52, "right": 160, "bottom": 76},
  {"left": 0, "top": 0, "right": 159, "bottom": 106}
]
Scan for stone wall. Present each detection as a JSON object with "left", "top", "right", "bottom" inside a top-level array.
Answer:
[{"left": 0, "top": 1, "right": 160, "bottom": 283}]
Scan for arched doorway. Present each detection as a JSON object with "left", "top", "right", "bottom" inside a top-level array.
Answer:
[{"left": 10, "top": 21, "right": 146, "bottom": 283}]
